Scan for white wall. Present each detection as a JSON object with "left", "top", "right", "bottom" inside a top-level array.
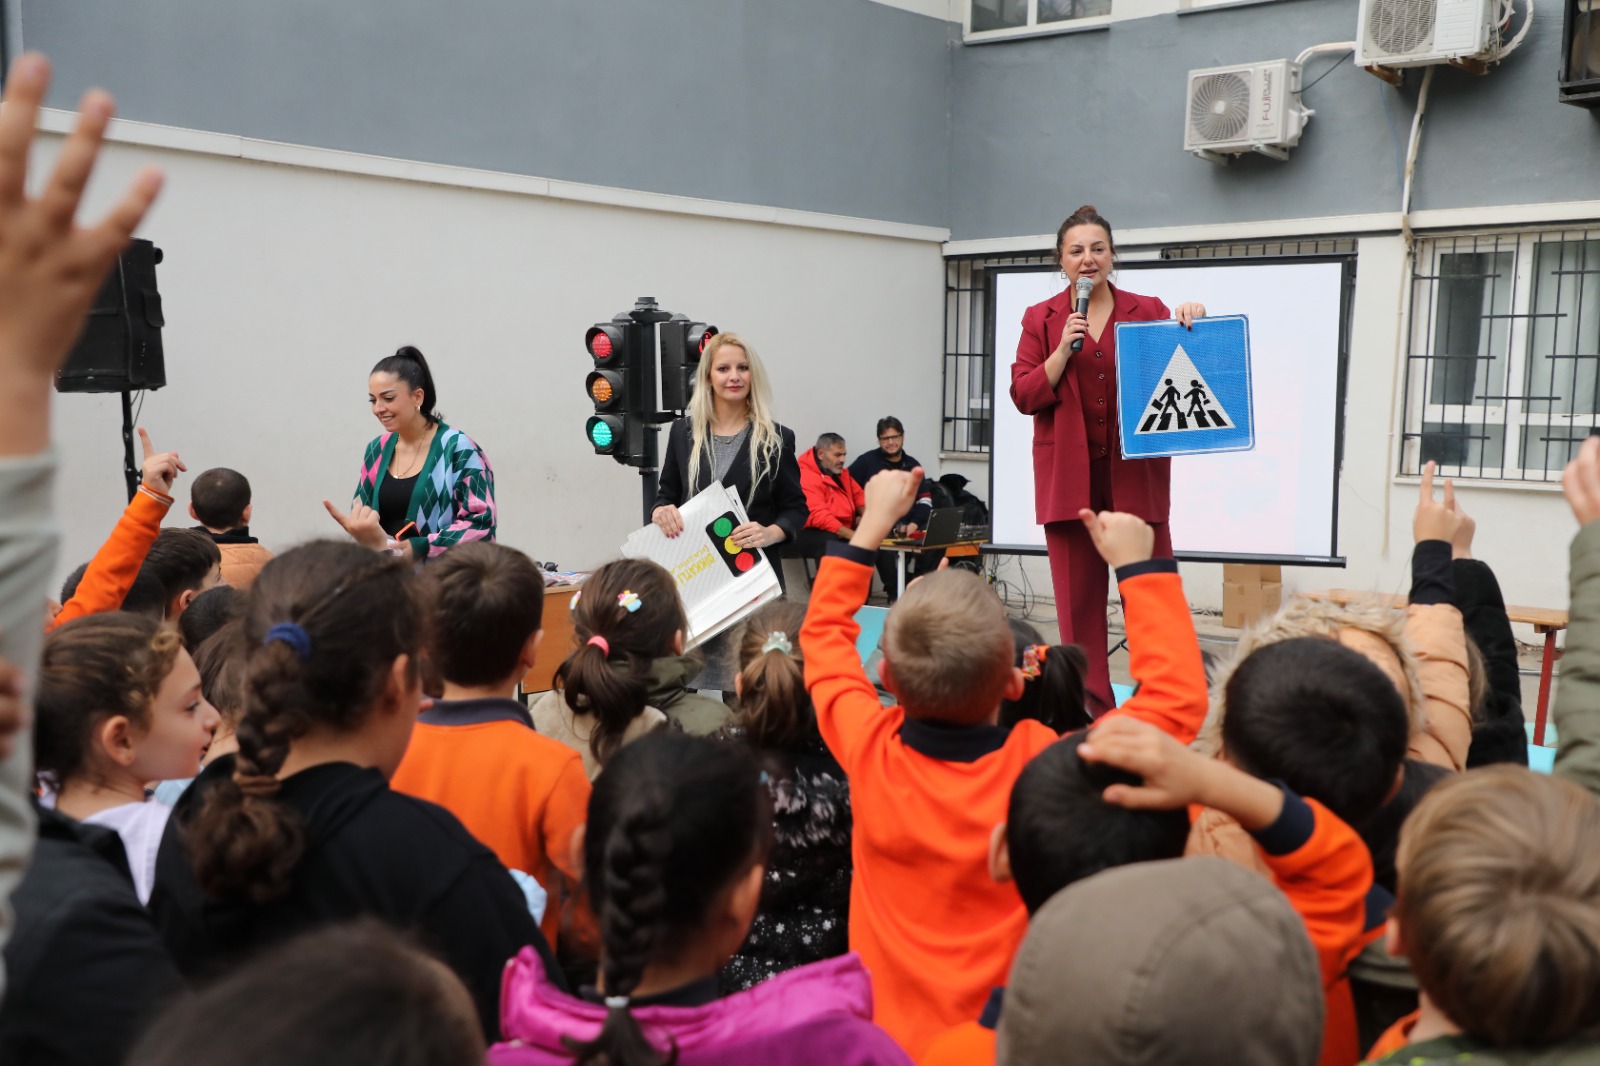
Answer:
[{"left": 36, "top": 132, "right": 946, "bottom": 588}]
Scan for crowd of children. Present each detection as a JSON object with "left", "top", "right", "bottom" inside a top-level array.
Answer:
[{"left": 0, "top": 47, "right": 1598, "bottom": 1066}]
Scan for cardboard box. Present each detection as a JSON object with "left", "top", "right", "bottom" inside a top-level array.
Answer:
[{"left": 1222, "top": 564, "right": 1283, "bottom": 629}]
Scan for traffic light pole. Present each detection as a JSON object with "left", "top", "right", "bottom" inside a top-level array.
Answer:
[{"left": 627, "top": 298, "right": 672, "bottom": 527}]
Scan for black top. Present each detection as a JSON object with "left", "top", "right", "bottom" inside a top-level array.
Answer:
[
  {"left": 1456, "top": 558, "right": 1531, "bottom": 768},
  {"left": 376, "top": 470, "right": 417, "bottom": 536},
  {"left": 0, "top": 802, "right": 183, "bottom": 1066},
  {"left": 718, "top": 732, "right": 852, "bottom": 993},
  {"left": 149, "top": 756, "right": 561, "bottom": 1041},
  {"left": 847, "top": 447, "right": 932, "bottom": 527},
  {"left": 192, "top": 524, "right": 260, "bottom": 545},
  {"left": 653, "top": 417, "right": 807, "bottom": 576}
]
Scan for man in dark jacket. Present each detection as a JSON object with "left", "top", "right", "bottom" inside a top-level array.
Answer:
[
  {"left": 0, "top": 803, "right": 183, "bottom": 1066},
  {"left": 848, "top": 416, "right": 935, "bottom": 602}
]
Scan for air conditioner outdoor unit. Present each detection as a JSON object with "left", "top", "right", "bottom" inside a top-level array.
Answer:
[
  {"left": 1355, "top": 0, "right": 1498, "bottom": 69},
  {"left": 1184, "top": 60, "right": 1310, "bottom": 164}
]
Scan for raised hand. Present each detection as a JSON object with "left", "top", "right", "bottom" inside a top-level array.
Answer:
[
  {"left": 1078, "top": 508, "right": 1155, "bottom": 569},
  {"left": 138, "top": 426, "right": 185, "bottom": 494},
  {"left": 1563, "top": 436, "right": 1600, "bottom": 528},
  {"left": 1413, "top": 461, "right": 1464, "bottom": 544},
  {"left": 322, "top": 498, "right": 389, "bottom": 550},
  {"left": 0, "top": 53, "right": 163, "bottom": 380},
  {"left": 1077, "top": 716, "right": 1205, "bottom": 810}
]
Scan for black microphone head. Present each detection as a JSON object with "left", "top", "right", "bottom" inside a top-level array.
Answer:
[{"left": 1075, "top": 276, "right": 1094, "bottom": 301}]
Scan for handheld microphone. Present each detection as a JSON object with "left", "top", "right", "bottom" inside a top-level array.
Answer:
[{"left": 1070, "top": 276, "right": 1094, "bottom": 354}]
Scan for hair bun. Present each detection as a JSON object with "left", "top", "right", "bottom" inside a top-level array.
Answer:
[{"left": 1075, "top": 204, "right": 1099, "bottom": 216}]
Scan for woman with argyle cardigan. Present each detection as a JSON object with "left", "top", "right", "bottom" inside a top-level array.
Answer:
[{"left": 324, "top": 346, "right": 495, "bottom": 560}]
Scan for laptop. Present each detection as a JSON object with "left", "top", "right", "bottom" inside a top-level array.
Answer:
[{"left": 885, "top": 507, "right": 964, "bottom": 547}]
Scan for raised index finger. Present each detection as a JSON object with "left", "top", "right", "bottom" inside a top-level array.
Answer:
[
  {"left": 1419, "top": 460, "right": 1435, "bottom": 503},
  {"left": 1443, "top": 478, "right": 1456, "bottom": 512},
  {"left": 137, "top": 426, "right": 154, "bottom": 459}
]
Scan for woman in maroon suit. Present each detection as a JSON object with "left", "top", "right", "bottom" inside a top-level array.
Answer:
[{"left": 1009, "top": 205, "right": 1205, "bottom": 713}]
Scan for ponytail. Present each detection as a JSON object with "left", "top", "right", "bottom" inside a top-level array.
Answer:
[
  {"left": 730, "top": 600, "right": 811, "bottom": 749},
  {"left": 370, "top": 345, "right": 441, "bottom": 425},
  {"left": 556, "top": 638, "right": 652, "bottom": 766},
  {"left": 999, "top": 640, "right": 1090, "bottom": 734},
  {"left": 184, "top": 542, "right": 420, "bottom": 904},
  {"left": 555, "top": 558, "right": 687, "bottom": 768}
]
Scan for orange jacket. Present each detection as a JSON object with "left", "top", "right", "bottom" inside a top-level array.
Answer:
[
  {"left": 50, "top": 484, "right": 171, "bottom": 630},
  {"left": 389, "top": 699, "right": 591, "bottom": 949},
  {"left": 802, "top": 545, "right": 1207, "bottom": 1055},
  {"left": 1250, "top": 788, "right": 1374, "bottom": 1066},
  {"left": 798, "top": 447, "right": 866, "bottom": 534},
  {"left": 918, "top": 989, "right": 1003, "bottom": 1066}
]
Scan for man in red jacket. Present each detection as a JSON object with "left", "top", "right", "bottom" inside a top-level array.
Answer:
[{"left": 797, "top": 432, "right": 866, "bottom": 557}]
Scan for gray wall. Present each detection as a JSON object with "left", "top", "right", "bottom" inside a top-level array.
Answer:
[
  {"left": 19, "top": 0, "right": 954, "bottom": 228},
  {"left": 948, "top": 0, "right": 1600, "bottom": 240}
]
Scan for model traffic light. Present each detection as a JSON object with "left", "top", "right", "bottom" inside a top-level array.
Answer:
[
  {"left": 585, "top": 318, "right": 650, "bottom": 463},
  {"left": 660, "top": 315, "right": 719, "bottom": 412}
]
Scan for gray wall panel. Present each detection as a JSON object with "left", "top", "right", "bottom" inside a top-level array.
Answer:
[
  {"left": 948, "top": 0, "right": 1600, "bottom": 240},
  {"left": 21, "top": 0, "right": 953, "bottom": 227}
]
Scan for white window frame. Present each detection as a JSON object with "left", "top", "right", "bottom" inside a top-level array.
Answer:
[
  {"left": 1400, "top": 227, "right": 1600, "bottom": 485},
  {"left": 963, "top": 0, "right": 1113, "bottom": 43}
]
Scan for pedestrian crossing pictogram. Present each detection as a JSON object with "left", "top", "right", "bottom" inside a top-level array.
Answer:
[
  {"left": 1136, "top": 345, "right": 1233, "bottom": 434},
  {"left": 1115, "top": 315, "right": 1254, "bottom": 460}
]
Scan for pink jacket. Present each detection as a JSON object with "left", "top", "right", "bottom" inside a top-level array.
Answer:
[{"left": 490, "top": 949, "right": 910, "bottom": 1066}]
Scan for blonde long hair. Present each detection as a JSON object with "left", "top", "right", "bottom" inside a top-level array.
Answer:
[{"left": 686, "top": 333, "right": 783, "bottom": 504}]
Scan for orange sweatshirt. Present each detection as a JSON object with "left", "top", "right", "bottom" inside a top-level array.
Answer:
[
  {"left": 1251, "top": 787, "right": 1374, "bottom": 1066},
  {"left": 50, "top": 483, "right": 171, "bottom": 630},
  {"left": 918, "top": 988, "right": 1003, "bottom": 1066},
  {"left": 389, "top": 697, "right": 591, "bottom": 949},
  {"left": 802, "top": 545, "right": 1208, "bottom": 1055}
]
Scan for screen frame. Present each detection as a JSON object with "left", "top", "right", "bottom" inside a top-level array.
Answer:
[{"left": 980, "top": 253, "right": 1355, "bottom": 566}]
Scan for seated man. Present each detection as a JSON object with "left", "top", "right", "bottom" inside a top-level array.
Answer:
[
  {"left": 848, "top": 417, "right": 934, "bottom": 603},
  {"left": 797, "top": 432, "right": 866, "bottom": 560}
]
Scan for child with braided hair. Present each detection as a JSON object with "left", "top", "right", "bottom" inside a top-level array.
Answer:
[
  {"left": 148, "top": 540, "right": 562, "bottom": 1041},
  {"left": 530, "top": 558, "right": 727, "bottom": 778},
  {"left": 492, "top": 731, "right": 910, "bottom": 1066}
]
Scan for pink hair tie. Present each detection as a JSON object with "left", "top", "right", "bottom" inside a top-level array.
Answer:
[{"left": 587, "top": 635, "right": 610, "bottom": 656}]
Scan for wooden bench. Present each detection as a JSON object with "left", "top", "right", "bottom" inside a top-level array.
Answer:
[{"left": 1304, "top": 589, "right": 1568, "bottom": 748}]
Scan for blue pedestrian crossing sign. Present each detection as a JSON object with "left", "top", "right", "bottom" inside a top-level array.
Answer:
[{"left": 1115, "top": 315, "right": 1254, "bottom": 459}]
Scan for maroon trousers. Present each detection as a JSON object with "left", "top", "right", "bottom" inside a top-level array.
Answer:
[{"left": 1043, "top": 515, "right": 1172, "bottom": 714}]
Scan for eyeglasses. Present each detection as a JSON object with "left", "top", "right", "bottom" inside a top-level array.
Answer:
[{"left": 879, "top": 434, "right": 903, "bottom": 443}]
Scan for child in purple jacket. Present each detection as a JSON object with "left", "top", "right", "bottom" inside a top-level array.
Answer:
[{"left": 490, "top": 732, "right": 909, "bottom": 1066}]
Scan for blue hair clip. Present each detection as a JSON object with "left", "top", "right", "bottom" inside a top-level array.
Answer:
[
  {"left": 263, "top": 622, "right": 313, "bottom": 662},
  {"left": 617, "top": 590, "right": 641, "bottom": 613}
]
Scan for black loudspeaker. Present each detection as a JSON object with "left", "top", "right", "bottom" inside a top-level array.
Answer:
[{"left": 55, "top": 238, "right": 166, "bottom": 393}]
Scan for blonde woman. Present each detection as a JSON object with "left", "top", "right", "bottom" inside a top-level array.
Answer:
[{"left": 652, "top": 334, "right": 806, "bottom": 693}]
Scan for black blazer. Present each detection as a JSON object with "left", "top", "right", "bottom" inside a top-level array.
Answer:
[{"left": 654, "top": 417, "right": 808, "bottom": 572}]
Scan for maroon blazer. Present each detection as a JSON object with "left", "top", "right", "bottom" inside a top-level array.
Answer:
[{"left": 1009, "top": 283, "right": 1172, "bottom": 526}]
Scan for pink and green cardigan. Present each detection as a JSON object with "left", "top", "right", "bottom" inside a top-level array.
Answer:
[{"left": 354, "top": 422, "right": 495, "bottom": 560}]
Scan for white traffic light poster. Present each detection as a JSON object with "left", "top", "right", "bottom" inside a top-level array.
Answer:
[{"left": 620, "top": 483, "right": 781, "bottom": 648}]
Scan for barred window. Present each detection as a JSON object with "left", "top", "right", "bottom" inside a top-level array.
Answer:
[
  {"left": 944, "top": 254, "right": 1053, "bottom": 455},
  {"left": 1400, "top": 229, "right": 1600, "bottom": 482}
]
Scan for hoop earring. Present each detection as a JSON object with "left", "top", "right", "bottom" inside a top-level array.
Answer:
[{"left": 1059, "top": 270, "right": 1069, "bottom": 281}]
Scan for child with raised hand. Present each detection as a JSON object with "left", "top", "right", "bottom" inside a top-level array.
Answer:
[
  {"left": 35, "top": 614, "right": 220, "bottom": 902},
  {"left": 531, "top": 558, "right": 726, "bottom": 776},
  {"left": 999, "top": 618, "right": 1090, "bottom": 733},
  {"left": 148, "top": 541, "right": 561, "bottom": 1042},
  {"left": 718, "top": 600, "right": 852, "bottom": 991},
  {"left": 491, "top": 731, "right": 910, "bottom": 1066},
  {"left": 803, "top": 465, "right": 1208, "bottom": 1055}
]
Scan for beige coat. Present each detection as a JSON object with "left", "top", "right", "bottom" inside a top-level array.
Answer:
[
  {"left": 1188, "top": 595, "right": 1472, "bottom": 870},
  {"left": 528, "top": 689, "right": 668, "bottom": 781}
]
